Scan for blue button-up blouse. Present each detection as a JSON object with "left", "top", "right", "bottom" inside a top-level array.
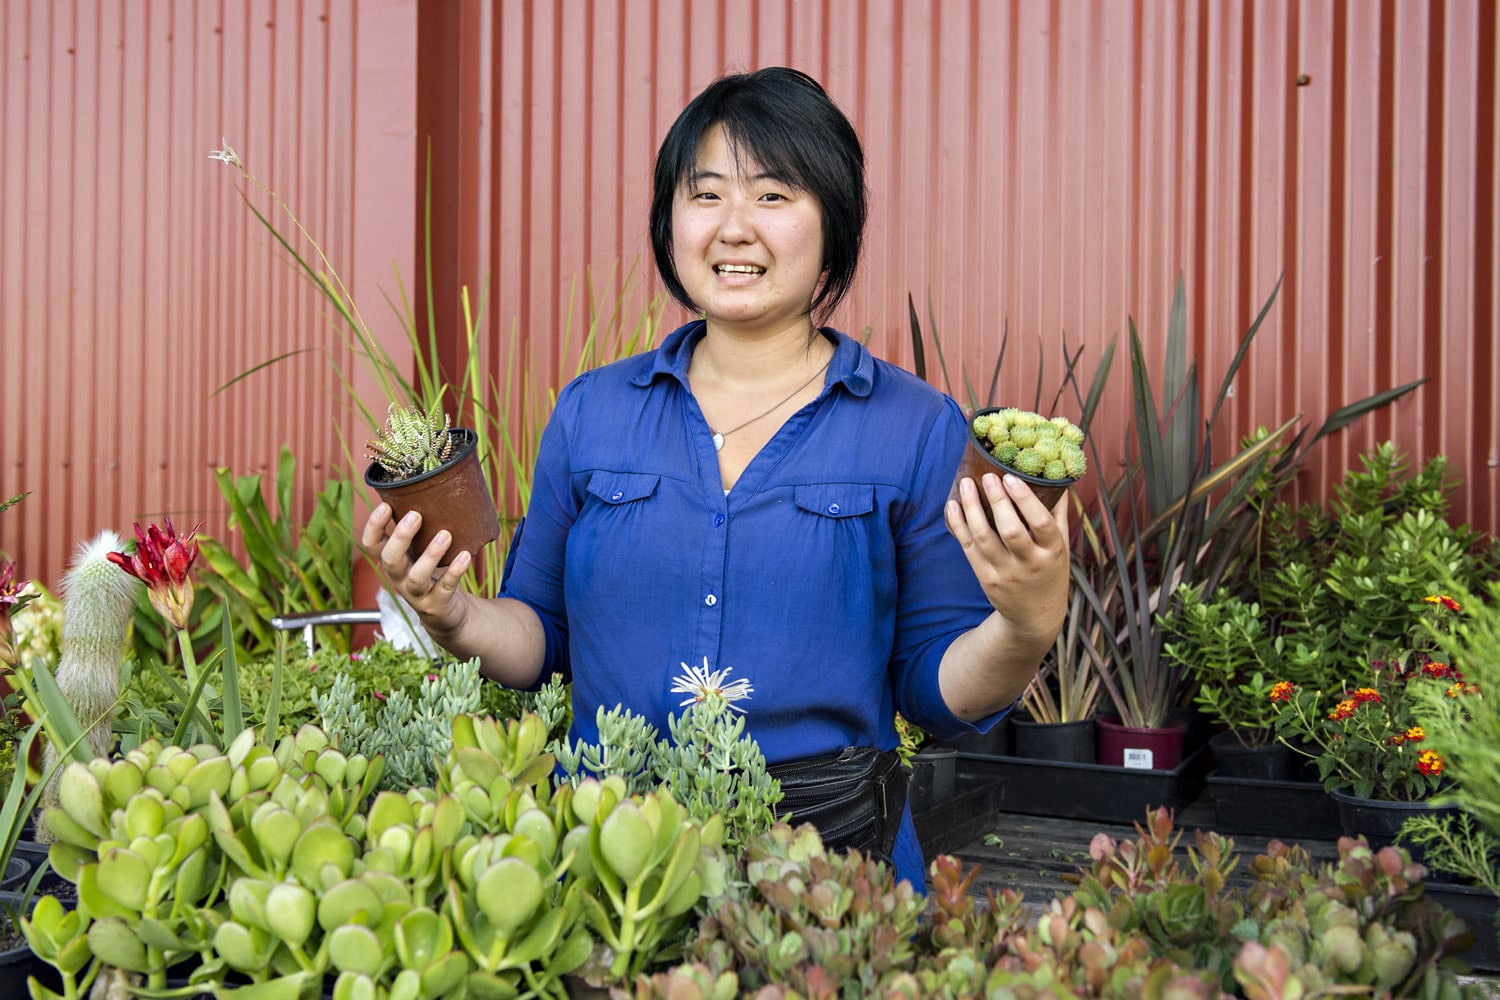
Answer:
[{"left": 499, "top": 320, "right": 1006, "bottom": 886}]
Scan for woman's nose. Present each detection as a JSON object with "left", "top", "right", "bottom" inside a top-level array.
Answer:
[{"left": 716, "top": 196, "right": 753, "bottom": 243}]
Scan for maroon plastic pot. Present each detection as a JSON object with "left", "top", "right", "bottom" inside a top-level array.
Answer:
[
  {"left": 1095, "top": 713, "right": 1188, "bottom": 771},
  {"left": 950, "top": 407, "right": 1077, "bottom": 529}
]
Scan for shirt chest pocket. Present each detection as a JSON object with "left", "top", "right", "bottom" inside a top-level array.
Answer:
[
  {"left": 586, "top": 472, "right": 662, "bottom": 507},
  {"left": 793, "top": 484, "right": 876, "bottom": 521}
]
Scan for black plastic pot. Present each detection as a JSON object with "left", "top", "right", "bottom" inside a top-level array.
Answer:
[
  {"left": 0, "top": 857, "right": 29, "bottom": 892},
  {"left": 1207, "top": 773, "right": 1342, "bottom": 842},
  {"left": 1012, "top": 717, "right": 1095, "bottom": 763},
  {"left": 1422, "top": 881, "right": 1500, "bottom": 972},
  {"left": 907, "top": 746, "right": 959, "bottom": 813},
  {"left": 1329, "top": 788, "right": 1460, "bottom": 849},
  {"left": 1208, "top": 730, "right": 1295, "bottom": 780},
  {"left": 938, "top": 715, "right": 1014, "bottom": 756},
  {"left": 0, "top": 890, "right": 62, "bottom": 998}
]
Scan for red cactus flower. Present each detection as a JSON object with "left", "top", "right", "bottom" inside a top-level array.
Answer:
[{"left": 107, "top": 517, "right": 203, "bottom": 631}]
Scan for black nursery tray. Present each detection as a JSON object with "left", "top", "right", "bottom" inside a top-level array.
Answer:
[
  {"left": 1423, "top": 881, "right": 1500, "bottom": 972},
  {"left": 955, "top": 745, "right": 1212, "bottom": 825},
  {"left": 1207, "top": 773, "right": 1343, "bottom": 843},
  {"left": 913, "top": 770, "right": 1007, "bottom": 861}
]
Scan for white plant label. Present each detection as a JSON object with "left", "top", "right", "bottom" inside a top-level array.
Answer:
[{"left": 1123, "top": 748, "right": 1154, "bottom": 770}]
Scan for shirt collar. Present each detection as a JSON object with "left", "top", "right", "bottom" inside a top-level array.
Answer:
[{"left": 633, "top": 320, "right": 876, "bottom": 398}]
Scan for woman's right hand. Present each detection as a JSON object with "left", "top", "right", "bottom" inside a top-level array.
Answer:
[{"left": 359, "top": 503, "right": 473, "bottom": 636}]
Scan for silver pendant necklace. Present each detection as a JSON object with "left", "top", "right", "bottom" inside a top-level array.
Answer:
[{"left": 710, "top": 357, "right": 832, "bottom": 452}]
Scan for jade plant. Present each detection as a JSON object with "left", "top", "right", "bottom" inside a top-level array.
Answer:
[
  {"left": 365, "top": 400, "right": 454, "bottom": 481},
  {"left": 970, "top": 408, "right": 1087, "bottom": 482},
  {"left": 23, "top": 709, "right": 728, "bottom": 1000}
]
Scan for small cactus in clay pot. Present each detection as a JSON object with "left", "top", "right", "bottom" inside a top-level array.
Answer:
[{"left": 951, "top": 407, "right": 1087, "bottom": 520}]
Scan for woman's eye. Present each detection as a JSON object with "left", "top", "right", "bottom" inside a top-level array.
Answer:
[{"left": 761, "top": 192, "right": 786, "bottom": 202}]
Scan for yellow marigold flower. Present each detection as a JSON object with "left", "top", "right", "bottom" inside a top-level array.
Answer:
[
  {"left": 1329, "top": 699, "right": 1357, "bottom": 721},
  {"left": 1269, "top": 681, "right": 1295, "bottom": 702},
  {"left": 1424, "top": 594, "right": 1462, "bottom": 613},
  {"left": 1405, "top": 726, "right": 1425, "bottom": 742}
]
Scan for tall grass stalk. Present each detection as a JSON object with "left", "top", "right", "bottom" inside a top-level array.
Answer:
[{"left": 210, "top": 140, "right": 665, "bottom": 598}]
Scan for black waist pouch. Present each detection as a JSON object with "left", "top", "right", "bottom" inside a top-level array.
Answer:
[{"left": 767, "top": 747, "right": 908, "bottom": 865}]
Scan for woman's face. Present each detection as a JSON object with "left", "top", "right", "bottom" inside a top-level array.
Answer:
[{"left": 671, "top": 126, "right": 826, "bottom": 337}]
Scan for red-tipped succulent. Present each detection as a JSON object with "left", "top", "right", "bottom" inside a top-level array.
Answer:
[{"left": 108, "top": 517, "right": 204, "bottom": 631}]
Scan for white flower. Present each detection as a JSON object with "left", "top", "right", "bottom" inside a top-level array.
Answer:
[
  {"left": 670, "top": 656, "right": 753, "bottom": 712},
  {"left": 208, "top": 137, "right": 244, "bottom": 169}
]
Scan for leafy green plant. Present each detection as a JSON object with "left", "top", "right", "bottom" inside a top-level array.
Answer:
[
  {"left": 1162, "top": 584, "right": 1321, "bottom": 745},
  {"left": 195, "top": 445, "right": 356, "bottom": 660},
  {"left": 1274, "top": 653, "right": 1471, "bottom": 801},
  {"left": 1249, "top": 444, "right": 1500, "bottom": 692},
  {"left": 1404, "top": 578, "right": 1500, "bottom": 911},
  {"left": 1069, "top": 276, "right": 1422, "bottom": 730}
]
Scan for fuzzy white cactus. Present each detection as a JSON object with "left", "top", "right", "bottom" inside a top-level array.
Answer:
[{"left": 36, "top": 531, "right": 140, "bottom": 840}]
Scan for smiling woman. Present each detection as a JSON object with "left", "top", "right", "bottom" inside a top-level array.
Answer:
[{"left": 360, "top": 66, "right": 1072, "bottom": 893}]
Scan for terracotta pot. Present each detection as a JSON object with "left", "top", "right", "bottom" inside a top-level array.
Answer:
[
  {"left": 364, "top": 427, "right": 500, "bottom": 567},
  {"left": 1095, "top": 713, "right": 1188, "bottom": 771},
  {"left": 950, "top": 407, "right": 1077, "bottom": 527}
]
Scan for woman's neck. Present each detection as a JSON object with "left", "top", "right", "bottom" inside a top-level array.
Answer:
[{"left": 692, "top": 318, "right": 831, "bottom": 386}]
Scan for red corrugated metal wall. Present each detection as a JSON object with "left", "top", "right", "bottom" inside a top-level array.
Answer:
[
  {"left": 2, "top": 1, "right": 417, "bottom": 591},
  {"left": 5, "top": 0, "right": 1497, "bottom": 594}
]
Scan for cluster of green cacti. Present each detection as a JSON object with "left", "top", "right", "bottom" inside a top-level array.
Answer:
[
  {"left": 971, "top": 408, "right": 1087, "bottom": 481},
  {"left": 632, "top": 809, "right": 1476, "bottom": 1000},
  {"left": 366, "top": 400, "right": 455, "bottom": 480},
  {"left": 23, "top": 711, "right": 727, "bottom": 1000}
]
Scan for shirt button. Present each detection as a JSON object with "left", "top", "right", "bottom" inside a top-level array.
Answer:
[
  {"left": 610, "top": 490, "right": 624, "bottom": 501},
  {"left": 705, "top": 594, "right": 718, "bottom": 607},
  {"left": 714, "top": 514, "right": 725, "bottom": 526},
  {"left": 827, "top": 503, "right": 841, "bottom": 515}
]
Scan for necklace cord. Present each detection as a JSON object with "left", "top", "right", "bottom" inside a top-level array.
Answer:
[{"left": 710, "top": 356, "right": 832, "bottom": 450}]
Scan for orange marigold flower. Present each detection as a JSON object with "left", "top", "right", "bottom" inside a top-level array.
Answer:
[
  {"left": 1417, "top": 749, "right": 1445, "bottom": 776},
  {"left": 1405, "top": 726, "right": 1425, "bottom": 742},
  {"left": 1422, "top": 662, "right": 1453, "bottom": 679},
  {"left": 1329, "top": 699, "right": 1357, "bottom": 721},
  {"left": 1269, "top": 681, "right": 1295, "bottom": 703},
  {"left": 1386, "top": 734, "right": 1405, "bottom": 746},
  {"left": 1350, "top": 687, "right": 1381, "bottom": 705}
]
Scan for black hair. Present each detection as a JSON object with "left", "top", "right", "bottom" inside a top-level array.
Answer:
[{"left": 649, "top": 66, "right": 867, "bottom": 321}]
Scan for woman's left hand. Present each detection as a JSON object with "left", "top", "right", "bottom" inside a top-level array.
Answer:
[{"left": 944, "top": 472, "right": 1071, "bottom": 642}]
